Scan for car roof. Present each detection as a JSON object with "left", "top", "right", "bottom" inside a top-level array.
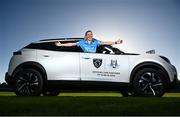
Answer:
[{"left": 33, "top": 38, "right": 84, "bottom": 43}]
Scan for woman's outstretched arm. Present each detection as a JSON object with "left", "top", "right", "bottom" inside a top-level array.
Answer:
[
  {"left": 101, "top": 38, "right": 123, "bottom": 45},
  {"left": 55, "top": 41, "right": 76, "bottom": 47}
]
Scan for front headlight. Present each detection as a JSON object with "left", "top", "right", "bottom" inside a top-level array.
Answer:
[{"left": 159, "top": 56, "right": 171, "bottom": 64}]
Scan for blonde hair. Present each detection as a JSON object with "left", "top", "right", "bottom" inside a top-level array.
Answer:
[{"left": 84, "top": 30, "right": 93, "bottom": 40}]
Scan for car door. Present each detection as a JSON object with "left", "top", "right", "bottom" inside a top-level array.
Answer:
[
  {"left": 80, "top": 47, "right": 129, "bottom": 83},
  {"left": 37, "top": 42, "right": 81, "bottom": 81}
]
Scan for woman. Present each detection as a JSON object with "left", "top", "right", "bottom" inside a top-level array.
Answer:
[{"left": 55, "top": 30, "right": 123, "bottom": 53}]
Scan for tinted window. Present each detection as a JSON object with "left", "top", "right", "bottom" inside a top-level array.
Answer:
[
  {"left": 96, "top": 45, "right": 112, "bottom": 54},
  {"left": 97, "top": 45, "right": 124, "bottom": 54},
  {"left": 24, "top": 43, "right": 49, "bottom": 50},
  {"left": 48, "top": 42, "right": 83, "bottom": 52}
]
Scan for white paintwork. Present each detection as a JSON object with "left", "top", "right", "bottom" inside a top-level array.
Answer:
[
  {"left": 8, "top": 49, "right": 36, "bottom": 75},
  {"left": 7, "top": 42, "right": 177, "bottom": 85},
  {"left": 36, "top": 50, "right": 80, "bottom": 80},
  {"left": 128, "top": 54, "right": 176, "bottom": 82},
  {"left": 80, "top": 53, "right": 129, "bottom": 82}
]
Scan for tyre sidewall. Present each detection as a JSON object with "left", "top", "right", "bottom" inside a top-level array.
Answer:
[
  {"left": 133, "top": 68, "right": 167, "bottom": 97},
  {"left": 15, "top": 69, "right": 43, "bottom": 96}
]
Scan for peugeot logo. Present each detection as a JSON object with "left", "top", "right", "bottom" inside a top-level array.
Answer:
[{"left": 93, "top": 58, "right": 102, "bottom": 68}]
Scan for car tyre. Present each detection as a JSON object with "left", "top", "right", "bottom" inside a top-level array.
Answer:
[
  {"left": 133, "top": 68, "right": 166, "bottom": 97},
  {"left": 14, "top": 69, "right": 43, "bottom": 96}
]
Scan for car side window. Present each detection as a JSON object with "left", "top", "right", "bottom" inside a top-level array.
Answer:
[
  {"left": 97, "top": 45, "right": 114, "bottom": 54},
  {"left": 97, "top": 45, "right": 124, "bottom": 55},
  {"left": 24, "top": 43, "right": 49, "bottom": 50},
  {"left": 48, "top": 42, "right": 83, "bottom": 52}
]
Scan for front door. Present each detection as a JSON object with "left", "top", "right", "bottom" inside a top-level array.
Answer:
[{"left": 80, "top": 53, "right": 129, "bottom": 82}]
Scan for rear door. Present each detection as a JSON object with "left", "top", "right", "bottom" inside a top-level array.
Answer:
[{"left": 36, "top": 42, "right": 82, "bottom": 81}]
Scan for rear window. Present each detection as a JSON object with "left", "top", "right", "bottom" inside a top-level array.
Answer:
[
  {"left": 24, "top": 41, "right": 83, "bottom": 52},
  {"left": 24, "top": 43, "right": 49, "bottom": 50},
  {"left": 48, "top": 42, "right": 83, "bottom": 52}
]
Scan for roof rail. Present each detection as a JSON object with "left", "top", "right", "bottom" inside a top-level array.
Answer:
[{"left": 39, "top": 38, "right": 83, "bottom": 41}]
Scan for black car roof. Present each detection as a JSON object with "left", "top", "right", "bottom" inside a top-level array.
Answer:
[
  {"left": 31, "top": 38, "right": 84, "bottom": 44},
  {"left": 39, "top": 38, "right": 84, "bottom": 42}
]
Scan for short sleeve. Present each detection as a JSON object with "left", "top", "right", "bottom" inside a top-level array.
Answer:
[
  {"left": 95, "top": 39, "right": 101, "bottom": 46},
  {"left": 76, "top": 40, "right": 82, "bottom": 47}
]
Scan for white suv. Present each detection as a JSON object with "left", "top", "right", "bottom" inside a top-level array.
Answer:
[{"left": 5, "top": 38, "right": 178, "bottom": 97}]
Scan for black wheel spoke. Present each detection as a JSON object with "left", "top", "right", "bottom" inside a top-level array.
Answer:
[
  {"left": 152, "top": 82, "right": 163, "bottom": 87},
  {"left": 28, "top": 72, "right": 33, "bottom": 82},
  {"left": 149, "top": 86, "right": 156, "bottom": 96},
  {"left": 17, "top": 83, "right": 26, "bottom": 91},
  {"left": 26, "top": 85, "right": 31, "bottom": 95},
  {"left": 142, "top": 84, "right": 149, "bottom": 91},
  {"left": 24, "top": 72, "right": 30, "bottom": 79},
  {"left": 140, "top": 76, "right": 149, "bottom": 82},
  {"left": 151, "top": 73, "right": 156, "bottom": 82},
  {"left": 30, "top": 82, "right": 38, "bottom": 86},
  {"left": 18, "top": 76, "right": 27, "bottom": 82}
]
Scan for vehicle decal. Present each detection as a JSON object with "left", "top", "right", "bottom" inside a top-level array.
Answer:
[
  {"left": 110, "top": 59, "right": 119, "bottom": 68},
  {"left": 92, "top": 71, "right": 120, "bottom": 77},
  {"left": 93, "top": 58, "right": 102, "bottom": 68}
]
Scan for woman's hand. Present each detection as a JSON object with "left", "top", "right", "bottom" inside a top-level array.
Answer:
[
  {"left": 55, "top": 41, "right": 61, "bottom": 46},
  {"left": 115, "top": 38, "right": 123, "bottom": 44}
]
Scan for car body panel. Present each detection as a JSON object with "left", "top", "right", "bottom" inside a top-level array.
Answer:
[
  {"left": 129, "top": 54, "right": 177, "bottom": 82},
  {"left": 80, "top": 53, "right": 129, "bottom": 82},
  {"left": 37, "top": 50, "right": 80, "bottom": 81},
  {"left": 8, "top": 49, "right": 36, "bottom": 76}
]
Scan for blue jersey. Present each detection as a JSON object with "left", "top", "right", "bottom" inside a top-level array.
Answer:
[{"left": 76, "top": 39, "right": 101, "bottom": 53}]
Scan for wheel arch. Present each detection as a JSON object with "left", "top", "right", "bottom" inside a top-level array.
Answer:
[
  {"left": 12, "top": 61, "right": 48, "bottom": 85},
  {"left": 130, "top": 62, "right": 170, "bottom": 87}
]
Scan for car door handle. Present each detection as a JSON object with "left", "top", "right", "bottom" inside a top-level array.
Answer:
[
  {"left": 43, "top": 55, "right": 50, "bottom": 57},
  {"left": 82, "top": 57, "right": 91, "bottom": 59}
]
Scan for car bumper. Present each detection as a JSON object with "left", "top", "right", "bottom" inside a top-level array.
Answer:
[
  {"left": 5, "top": 72, "right": 15, "bottom": 86},
  {"left": 168, "top": 74, "right": 180, "bottom": 91}
]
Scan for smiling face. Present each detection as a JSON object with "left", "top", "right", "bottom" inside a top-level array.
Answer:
[{"left": 85, "top": 31, "right": 93, "bottom": 41}]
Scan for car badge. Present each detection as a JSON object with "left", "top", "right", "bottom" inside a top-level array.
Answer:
[
  {"left": 93, "top": 58, "right": 102, "bottom": 68},
  {"left": 110, "top": 59, "right": 118, "bottom": 68}
]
